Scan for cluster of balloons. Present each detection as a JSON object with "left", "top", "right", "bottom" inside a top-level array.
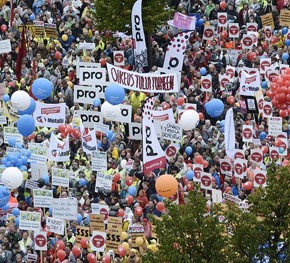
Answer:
[
  {"left": 0, "top": 186, "right": 10, "bottom": 209},
  {"left": 266, "top": 68, "right": 290, "bottom": 117},
  {"left": 58, "top": 124, "right": 80, "bottom": 139}
]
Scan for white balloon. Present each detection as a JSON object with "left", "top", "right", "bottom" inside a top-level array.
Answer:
[
  {"left": 11, "top": 91, "right": 31, "bottom": 111},
  {"left": 179, "top": 110, "right": 199, "bottom": 131},
  {"left": 2, "top": 167, "right": 24, "bottom": 189},
  {"left": 120, "top": 159, "right": 127, "bottom": 169},
  {"left": 101, "top": 101, "right": 121, "bottom": 120}
]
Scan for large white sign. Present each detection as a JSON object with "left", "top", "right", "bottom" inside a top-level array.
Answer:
[
  {"left": 74, "top": 110, "right": 103, "bottom": 128},
  {"left": 92, "top": 151, "right": 107, "bottom": 172},
  {"left": 74, "top": 85, "right": 100, "bottom": 104},
  {"left": 52, "top": 198, "right": 78, "bottom": 221},
  {"left": 19, "top": 211, "right": 41, "bottom": 231},
  {"left": 268, "top": 117, "right": 282, "bottom": 136},
  {"left": 51, "top": 167, "right": 70, "bottom": 187},
  {"left": 46, "top": 217, "right": 65, "bottom": 235},
  {"left": 95, "top": 172, "right": 112, "bottom": 192},
  {"left": 0, "top": 39, "right": 11, "bottom": 54},
  {"left": 33, "top": 189, "right": 53, "bottom": 208},
  {"left": 79, "top": 68, "right": 107, "bottom": 85},
  {"left": 161, "top": 121, "right": 182, "bottom": 142},
  {"left": 129, "top": 122, "right": 142, "bottom": 140}
]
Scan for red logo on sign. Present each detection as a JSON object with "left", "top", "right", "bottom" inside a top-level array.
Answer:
[
  {"left": 194, "top": 167, "right": 202, "bottom": 179},
  {"left": 201, "top": 175, "right": 211, "bottom": 187},
  {"left": 265, "top": 28, "right": 272, "bottom": 38},
  {"left": 202, "top": 79, "right": 211, "bottom": 89},
  {"left": 255, "top": 173, "right": 266, "bottom": 185},
  {"left": 268, "top": 72, "right": 278, "bottom": 82},
  {"left": 221, "top": 161, "right": 231, "bottom": 172},
  {"left": 243, "top": 128, "right": 252, "bottom": 139},
  {"left": 261, "top": 61, "right": 270, "bottom": 71},
  {"left": 35, "top": 234, "right": 46, "bottom": 247},
  {"left": 220, "top": 78, "right": 230, "bottom": 88},
  {"left": 270, "top": 149, "right": 279, "bottom": 160},
  {"left": 229, "top": 26, "right": 239, "bottom": 36},
  {"left": 114, "top": 53, "right": 124, "bottom": 63},
  {"left": 263, "top": 104, "right": 272, "bottom": 115},
  {"left": 234, "top": 152, "right": 244, "bottom": 159},
  {"left": 226, "top": 69, "right": 235, "bottom": 78},
  {"left": 243, "top": 37, "right": 253, "bottom": 47},
  {"left": 218, "top": 15, "right": 227, "bottom": 25},
  {"left": 258, "top": 99, "right": 263, "bottom": 110},
  {"left": 247, "top": 25, "right": 257, "bottom": 32},
  {"left": 204, "top": 29, "right": 214, "bottom": 38},
  {"left": 235, "top": 163, "right": 243, "bottom": 175},
  {"left": 251, "top": 152, "right": 262, "bottom": 163},
  {"left": 100, "top": 208, "right": 108, "bottom": 220},
  {"left": 166, "top": 146, "right": 177, "bottom": 157},
  {"left": 92, "top": 235, "right": 105, "bottom": 248}
]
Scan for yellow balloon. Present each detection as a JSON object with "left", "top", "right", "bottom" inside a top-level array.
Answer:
[
  {"left": 22, "top": 171, "right": 28, "bottom": 181},
  {"left": 65, "top": 76, "right": 70, "bottom": 81},
  {"left": 62, "top": 34, "right": 68, "bottom": 41},
  {"left": 121, "top": 232, "right": 128, "bottom": 240},
  {"left": 135, "top": 237, "right": 144, "bottom": 247},
  {"left": 121, "top": 242, "right": 129, "bottom": 251}
]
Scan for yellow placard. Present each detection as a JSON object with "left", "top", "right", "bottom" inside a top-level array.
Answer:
[{"left": 280, "top": 9, "right": 290, "bottom": 27}]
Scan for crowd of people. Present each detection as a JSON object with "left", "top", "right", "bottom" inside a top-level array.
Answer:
[{"left": 0, "top": 0, "right": 289, "bottom": 262}]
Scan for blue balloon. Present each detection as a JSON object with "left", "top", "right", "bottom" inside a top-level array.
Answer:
[
  {"left": 200, "top": 67, "right": 207, "bottom": 76},
  {"left": 157, "top": 195, "right": 163, "bottom": 202},
  {"left": 16, "top": 159, "right": 23, "bottom": 168},
  {"left": 6, "top": 153, "right": 12, "bottom": 161},
  {"left": 93, "top": 98, "right": 101, "bottom": 107},
  {"left": 11, "top": 155, "right": 18, "bottom": 164},
  {"left": 15, "top": 217, "right": 20, "bottom": 227},
  {"left": 12, "top": 207, "right": 20, "bottom": 217},
  {"left": 105, "top": 84, "right": 125, "bottom": 105},
  {"left": 282, "top": 27, "right": 288, "bottom": 36},
  {"left": 278, "top": 146, "right": 285, "bottom": 154},
  {"left": 50, "top": 237, "right": 55, "bottom": 246},
  {"left": 20, "top": 165, "right": 27, "bottom": 172},
  {"left": 6, "top": 161, "right": 12, "bottom": 167},
  {"left": 109, "top": 134, "right": 115, "bottom": 143},
  {"left": 261, "top": 81, "right": 268, "bottom": 89},
  {"left": 286, "top": 39, "right": 290, "bottom": 47},
  {"left": 282, "top": 53, "right": 289, "bottom": 61},
  {"left": 220, "top": 120, "right": 225, "bottom": 127},
  {"left": 205, "top": 99, "right": 224, "bottom": 118},
  {"left": 3, "top": 94, "right": 10, "bottom": 103},
  {"left": 29, "top": 13, "right": 35, "bottom": 21},
  {"left": 31, "top": 78, "right": 53, "bottom": 100},
  {"left": 17, "top": 115, "right": 35, "bottom": 137},
  {"left": 42, "top": 174, "right": 50, "bottom": 184},
  {"left": 185, "top": 146, "right": 192, "bottom": 155},
  {"left": 8, "top": 137, "right": 16, "bottom": 147},
  {"left": 22, "top": 149, "right": 32, "bottom": 158},
  {"left": 77, "top": 213, "right": 83, "bottom": 224},
  {"left": 18, "top": 98, "right": 36, "bottom": 115},
  {"left": 49, "top": 206, "right": 53, "bottom": 215},
  {"left": 106, "top": 130, "right": 113, "bottom": 139},
  {"left": 197, "top": 19, "right": 204, "bottom": 26},
  {"left": 221, "top": 126, "right": 225, "bottom": 133},
  {"left": 186, "top": 170, "right": 194, "bottom": 180},
  {"left": 1, "top": 157, "right": 7, "bottom": 165},
  {"left": 2, "top": 204, "right": 9, "bottom": 211},
  {"left": 0, "top": 186, "right": 10, "bottom": 208},
  {"left": 78, "top": 178, "right": 87, "bottom": 187},
  {"left": 259, "top": 131, "right": 267, "bottom": 140},
  {"left": 15, "top": 152, "right": 21, "bottom": 159},
  {"left": 15, "top": 143, "right": 23, "bottom": 149},
  {"left": 128, "top": 186, "right": 137, "bottom": 196},
  {"left": 22, "top": 156, "right": 28, "bottom": 165}
]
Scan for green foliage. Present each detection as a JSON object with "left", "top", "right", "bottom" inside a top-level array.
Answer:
[{"left": 91, "top": 0, "right": 173, "bottom": 34}]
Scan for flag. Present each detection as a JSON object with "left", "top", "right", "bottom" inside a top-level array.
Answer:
[
  {"left": 80, "top": 121, "right": 97, "bottom": 154},
  {"left": 131, "top": 0, "right": 148, "bottom": 69},
  {"left": 224, "top": 108, "right": 236, "bottom": 160},
  {"left": 47, "top": 133, "right": 70, "bottom": 162},
  {"left": 15, "top": 25, "right": 26, "bottom": 82}
]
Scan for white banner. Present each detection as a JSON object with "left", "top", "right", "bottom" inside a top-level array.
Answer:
[
  {"left": 80, "top": 122, "right": 97, "bottom": 154},
  {"left": 79, "top": 42, "right": 95, "bottom": 50},
  {"left": 92, "top": 151, "right": 107, "bottom": 172},
  {"left": 19, "top": 211, "right": 41, "bottom": 231},
  {"left": 95, "top": 172, "right": 112, "bottom": 192},
  {"left": 51, "top": 167, "right": 70, "bottom": 187},
  {"left": 52, "top": 198, "right": 78, "bottom": 220},
  {"left": 128, "top": 122, "right": 142, "bottom": 140},
  {"left": 239, "top": 70, "right": 260, "bottom": 96},
  {"left": 74, "top": 110, "right": 103, "bottom": 128},
  {"left": 161, "top": 121, "right": 182, "bottom": 142},
  {"left": 33, "top": 189, "right": 53, "bottom": 208},
  {"left": 79, "top": 68, "right": 107, "bottom": 85},
  {"left": 33, "top": 102, "right": 66, "bottom": 128},
  {"left": 34, "top": 231, "right": 47, "bottom": 251},
  {"left": 131, "top": 0, "right": 148, "bottom": 68},
  {"left": 107, "top": 63, "right": 179, "bottom": 93},
  {"left": 163, "top": 32, "right": 191, "bottom": 72},
  {"left": 142, "top": 102, "right": 166, "bottom": 174},
  {"left": 224, "top": 108, "right": 235, "bottom": 160},
  {"left": 48, "top": 133, "right": 70, "bottom": 162},
  {"left": 46, "top": 217, "right": 65, "bottom": 235}
]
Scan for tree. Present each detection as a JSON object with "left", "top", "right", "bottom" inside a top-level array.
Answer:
[
  {"left": 142, "top": 189, "right": 228, "bottom": 263},
  {"left": 224, "top": 164, "right": 290, "bottom": 262}
]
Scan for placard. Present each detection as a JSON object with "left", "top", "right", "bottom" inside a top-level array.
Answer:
[
  {"left": 95, "top": 172, "right": 112, "bottom": 192},
  {"left": 242, "top": 125, "right": 253, "bottom": 143},
  {"left": 19, "top": 211, "right": 41, "bottom": 231},
  {"left": 28, "top": 143, "right": 48, "bottom": 164},
  {"left": 34, "top": 231, "right": 47, "bottom": 251},
  {"left": 165, "top": 143, "right": 180, "bottom": 161},
  {"left": 250, "top": 149, "right": 263, "bottom": 164},
  {"left": 25, "top": 179, "right": 43, "bottom": 190},
  {"left": 79, "top": 68, "right": 107, "bottom": 85},
  {"left": 0, "top": 39, "right": 11, "bottom": 54},
  {"left": 33, "top": 189, "right": 53, "bottom": 208},
  {"left": 234, "top": 159, "right": 247, "bottom": 179},
  {"left": 74, "top": 85, "right": 101, "bottom": 105},
  {"left": 79, "top": 43, "right": 96, "bottom": 50},
  {"left": 263, "top": 101, "right": 273, "bottom": 118},
  {"left": 113, "top": 50, "right": 125, "bottom": 66},
  {"left": 89, "top": 214, "right": 105, "bottom": 233},
  {"left": 280, "top": 9, "right": 290, "bottom": 27},
  {"left": 52, "top": 198, "right": 78, "bottom": 220},
  {"left": 246, "top": 22, "right": 258, "bottom": 32},
  {"left": 269, "top": 147, "right": 279, "bottom": 161},
  {"left": 260, "top": 58, "right": 271, "bottom": 74},
  {"left": 76, "top": 62, "right": 101, "bottom": 78},
  {"left": 218, "top": 13, "right": 227, "bottom": 27},
  {"left": 161, "top": 121, "right": 182, "bottom": 142},
  {"left": 44, "top": 23, "right": 57, "bottom": 38},
  {"left": 92, "top": 151, "right": 107, "bottom": 172},
  {"left": 193, "top": 164, "right": 203, "bottom": 182},
  {"left": 268, "top": 117, "right": 282, "bottom": 136},
  {"left": 31, "top": 163, "right": 48, "bottom": 181},
  {"left": 219, "top": 159, "right": 232, "bottom": 175},
  {"left": 111, "top": 104, "right": 132, "bottom": 123},
  {"left": 94, "top": 123, "right": 109, "bottom": 134},
  {"left": 4, "top": 127, "right": 23, "bottom": 144},
  {"left": 51, "top": 167, "right": 70, "bottom": 187},
  {"left": 242, "top": 35, "right": 254, "bottom": 49},
  {"left": 212, "top": 189, "right": 222, "bottom": 203},
  {"left": 261, "top": 13, "right": 274, "bottom": 28},
  {"left": 33, "top": 21, "right": 45, "bottom": 37},
  {"left": 201, "top": 75, "right": 212, "bottom": 92},
  {"left": 0, "top": 108, "right": 6, "bottom": 125},
  {"left": 46, "top": 217, "right": 65, "bottom": 235},
  {"left": 128, "top": 224, "right": 144, "bottom": 248},
  {"left": 234, "top": 149, "right": 245, "bottom": 159},
  {"left": 91, "top": 231, "right": 106, "bottom": 252},
  {"left": 27, "top": 254, "right": 38, "bottom": 262},
  {"left": 76, "top": 226, "right": 90, "bottom": 246},
  {"left": 74, "top": 110, "right": 103, "bottom": 128},
  {"left": 107, "top": 217, "right": 123, "bottom": 233},
  {"left": 228, "top": 23, "right": 239, "bottom": 38},
  {"left": 128, "top": 122, "right": 142, "bottom": 140},
  {"left": 264, "top": 26, "right": 272, "bottom": 40},
  {"left": 254, "top": 170, "right": 267, "bottom": 188},
  {"left": 200, "top": 172, "right": 212, "bottom": 190},
  {"left": 91, "top": 204, "right": 109, "bottom": 223}
]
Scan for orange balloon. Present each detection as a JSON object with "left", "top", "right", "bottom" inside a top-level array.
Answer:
[
  {"left": 203, "top": 160, "right": 209, "bottom": 168},
  {"left": 227, "top": 95, "right": 235, "bottom": 105},
  {"left": 176, "top": 97, "right": 185, "bottom": 106},
  {"left": 198, "top": 112, "right": 204, "bottom": 121},
  {"left": 195, "top": 155, "right": 203, "bottom": 164},
  {"left": 155, "top": 174, "right": 178, "bottom": 198}
]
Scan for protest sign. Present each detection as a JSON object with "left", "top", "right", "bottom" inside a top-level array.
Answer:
[
  {"left": 91, "top": 231, "right": 106, "bottom": 252},
  {"left": 201, "top": 75, "right": 212, "bottom": 92},
  {"left": 263, "top": 101, "right": 273, "bottom": 118},
  {"left": 219, "top": 159, "right": 232, "bottom": 175},
  {"left": 264, "top": 26, "right": 272, "bottom": 40},
  {"left": 255, "top": 90, "right": 264, "bottom": 114},
  {"left": 92, "top": 151, "right": 107, "bottom": 172},
  {"left": 33, "top": 189, "right": 53, "bottom": 208},
  {"left": 4, "top": 127, "right": 23, "bottom": 144},
  {"left": 203, "top": 26, "right": 215, "bottom": 40},
  {"left": 219, "top": 75, "right": 231, "bottom": 90},
  {"left": 261, "top": 13, "right": 274, "bottom": 28},
  {"left": 0, "top": 39, "right": 11, "bottom": 54},
  {"left": 260, "top": 58, "right": 271, "bottom": 73},
  {"left": 200, "top": 172, "right": 212, "bottom": 190},
  {"left": 74, "top": 110, "right": 103, "bottom": 128},
  {"left": 212, "top": 189, "right": 223, "bottom": 203},
  {"left": 234, "top": 159, "right": 247, "bottom": 179},
  {"left": 52, "top": 198, "right": 78, "bottom": 220},
  {"left": 246, "top": 22, "right": 258, "bottom": 32},
  {"left": 52, "top": 167, "right": 70, "bottom": 187},
  {"left": 128, "top": 224, "right": 145, "bottom": 248},
  {"left": 95, "top": 172, "right": 112, "bottom": 192},
  {"left": 280, "top": 9, "right": 290, "bottom": 27},
  {"left": 107, "top": 217, "right": 123, "bottom": 233},
  {"left": 19, "top": 211, "right": 41, "bottom": 231},
  {"left": 28, "top": 143, "right": 48, "bottom": 164},
  {"left": 268, "top": 117, "right": 282, "bottom": 136},
  {"left": 128, "top": 122, "right": 142, "bottom": 140},
  {"left": 89, "top": 214, "right": 105, "bottom": 233},
  {"left": 161, "top": 121, "right": 182, "bottom": 142},
  {"left": 27, "top": 254, "right": 38, "bottom": 262},
  {"left": 91, "top": 204, "right": 109, "bottom": 223},
  {"left": 47, "top": 133, "right": 70, "bottom": 162},
  {"left": 44, "top": 23, "right": 57, "bottom": 38},
  {"left": 218, "top": 13, "right": 227, "bottom": 27},
  {"left": 74, "top": 85, "right": 100, "bottom": 105},
  {"left": 33, "top": 102, "right": 66, "bottom": 128},
  {"left": 250, "top": 149, "right": 263, "bottom": 164},
  {"left": 76, "top": 62, "right": 101, "bottom": 78},
  {"left": 94, "top": 123, "right": 109, "bottom": 134},
  {"left": 107, "top": 63, "right": 179, "bottom": 93},
  {"left": 269, "top": 147, "right": 279, "bottom": 161},
  {"left": 33, "top": 21, "right": 45, "bottom": 37},
  {"left": 34, "top": 231, "right": 47, "bottom": 251},
  {"left": 79, "top": 42, "right": 96, "bottom": 50},
  {"left": 25, "top": 179, "right": 43, "bottom": 190},
  {"left": 79, "top": 67, "right": 107, "bottom": 85},
  {"left": 242, "top": 35, "right": 254, "bottom": 49},
  {"left": 0, "top": 108, "right": 6, "bottom": 125},
  {"left": 165, "top": 143, "right": 180, "bottom": 161},
  {"left": 228, "top": 23, "right": 239, "bottom": 38},
  {"left": 46, "top": 217, "right": 65, "bottom": 235},
  {"left": 113, "top": 50, "right": 125, "bottom": 66},
  {"left": 193, "top": 164, "right": 203, "bottom": 182},
  {"left": 242, "top": 125, "right": 253, "bottom": 142},
  {"left": 152, "top": 108, "right": 175, "bottom": 137},
  {"left": 170, "top": 12, "right": 196, "bottom": 30},
  {"left": 254, "top": 170, "right": 267, "bottom": 188},
  {"left": 239, "top": 70, "right": 260, "bottom": 96},
  {"left": 76, "top": 226, "right": 90, "bottom": 246}
]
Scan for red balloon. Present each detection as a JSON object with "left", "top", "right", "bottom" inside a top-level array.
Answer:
[
  {"left": 72, "top": 246, "right": 81, "bottom": 257},
  {"left": 243, "top": 182, "right": 253, "bottom": 191},
  {"left": 57, "top": 250, "right": 66, "bottom": 261},
  {"left": 1, "top": 24, "right": 7, "bottom": 32},
  {"left": 280, "top": 103, "right": 288, "bottom": 110},
  {"left": 176, "top": 97, "right": 185, "bottom": 106},
  {"left": 275, "top": 138, "right": 283, "bottom": 147},
  {"left": 262, "top": 146, "right": 268, "bottom": 154},
  {"left": 225, "top": 186, "right": 232, "bottom": 193},
  {"left": 162, "top": 102, "right": 170, "bottom": 110},
  {"left": 113, "top": 173, "right": 121, "bottom": 183},
  {"left": 203, "top": 160, "right": 209, "bottom": 168},
  {"left": 282, "top": 159, "right": 289, "bottom": 166},
  {"left": 61, "top": 132, "right": 67, "bottom": 139},
  {"left": 118, "top": 245, "right": 126, "bottom": 257},
  {"left": 134, "top": 206, "right": 143, "bottom": 217},
  {"left": 262, "top": 42, "right": 267, "bottom": 50},
  {"left": 66, "top": 124, "right": 73, "bottom": 134},
  {"left": 247, "top": 52, "right": 256, "bottom": 61},
  {"left": 220, "top": 1, "right": 226, "bottom": 9},
  {"left": 195, "top": 155, "right": 203, "bottom": 164},
  {"left": 279, "top": 109, "right": 288, "bottom": 118},
  {"left": 266, "top": 90, "right": 273, "bottom": 98},
  {"left": 186, "top": 181, "right": 194, "bottom": 191},
  {"left": 271, "top": 36, "right": 278, "bottom": 44},
  {"left": 8, "top": 81, "right": 15, "bottom": 87},
  {"left": 156, "top": 202, "right": 165, "bottom": 212},
  {"left": 285, "top": 68, "right": 290, "bottom": 75},
  {"left": 117, "top": 208, "right": 125, "bottom": 217},
  {"left": 276, "top": 77, "right": 284, "bottom": 86},
  {"left": 102, "top": 255, "right": 110, "bottom": 263},
  {"left": 127, "top": 195, "right": 134, "bottom": 206},
  {"left": 58, "top": 125, "right": 66, "bottom": 133},
  {"left": 80, "top": 237, "right": 88, "bottom": 249},
  {"left": 126, "top": 176, "right": 133, "bottom": 186},
  {"left": 227, "top": 95, "right": 235, "bottom": 105},
  {"left": 100, "top": 58, "right": 106, "bottom": 67},
  {"left": 56, "top": 240, "right": 65, "bottom": 250},
  {"left": 198, "top": 112, "right": 204, "bottom": 121},
  {"left": 55, "top": 51, "right": 61, "bottom": 60},
  {"left": 87, "top": 253, "right": 96, "bottom": 263},
  {"left": 221, "top": 31, "right": 228, "bottom": 39}
]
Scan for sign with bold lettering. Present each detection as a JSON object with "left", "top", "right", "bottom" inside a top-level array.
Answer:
[
  {"left": 129, "top": 122, "right": 142, "bottom": 140},
  {"left": 74, "top": 85, "right": 100, "bottom": 104},
  {"left": 161, "top": 121, "right": 182, "bottom": 142},
  {"left": 34, "top": 231, "right": 47, "bottom": 251},
  {"left": 79, "top": 68, "right": 107, "bottom": 85},
  {"left": 46, "top": 217, "right": 65, "bottom": 235},
  {"left": 91, "top": 231, "right": 106, "bottom": 252},
  {"left": 74, "top": 110, "right": 103, "bottom": 128}
]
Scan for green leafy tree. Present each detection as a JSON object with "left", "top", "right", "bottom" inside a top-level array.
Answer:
[
  {"left": 142, "top": 190, "right": 228, "bottom": 263},
  {"left": 224, "top": 164, "right": 290, "bottom": 262}
]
